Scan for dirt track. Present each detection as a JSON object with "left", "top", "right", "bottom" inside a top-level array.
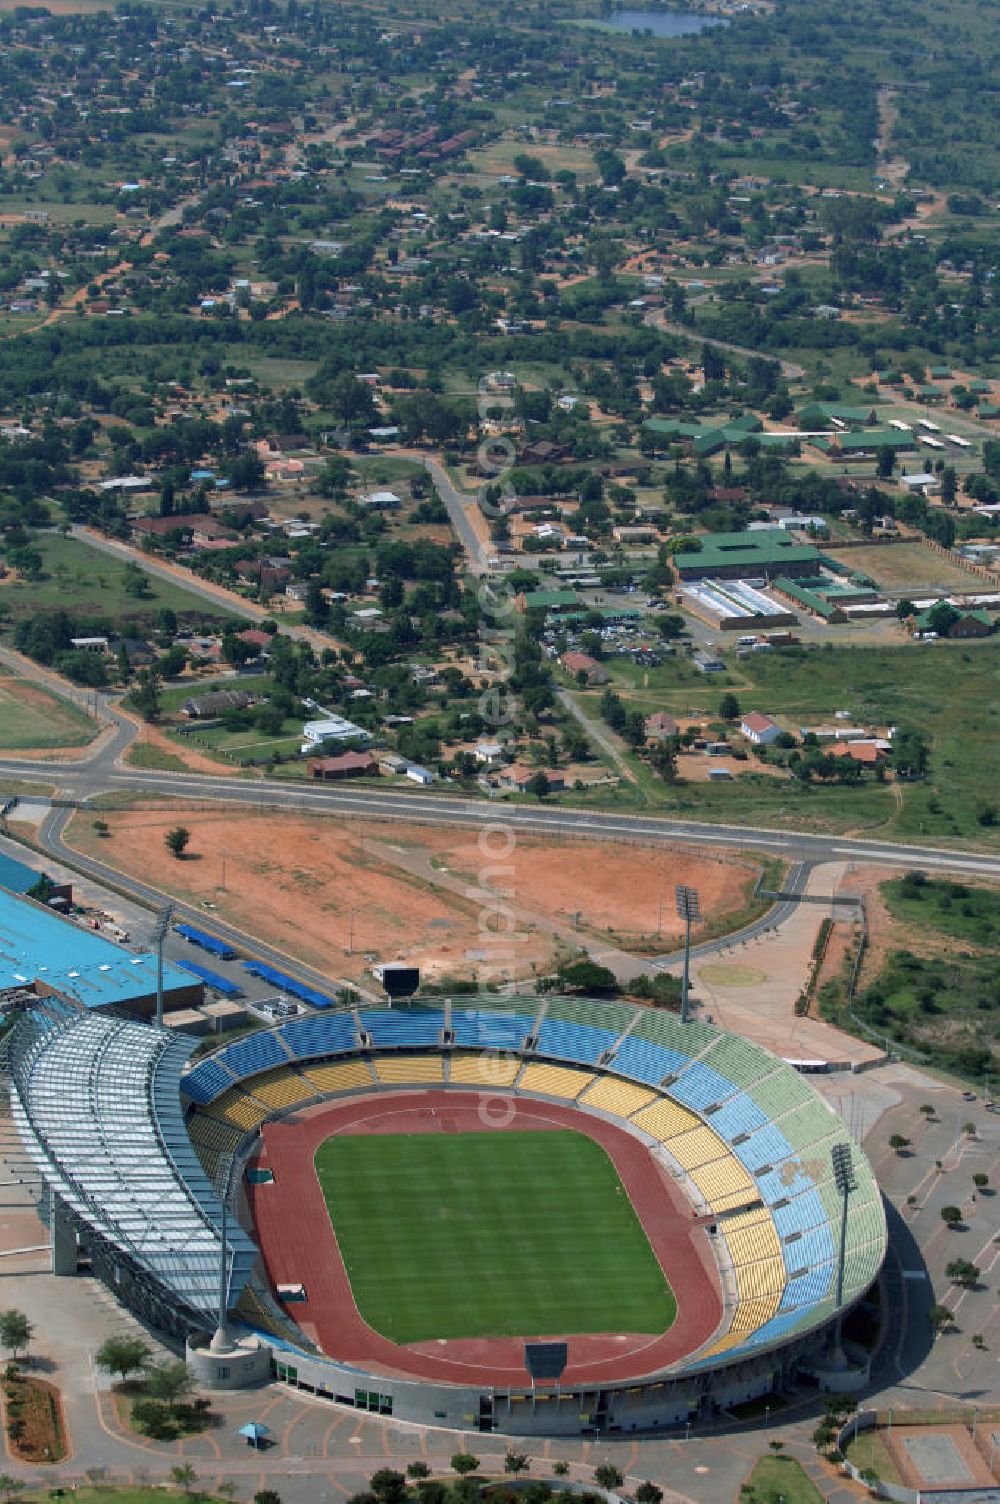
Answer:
[{"left": 249, "top": 1090, "right": 724, "bottom": 1386}]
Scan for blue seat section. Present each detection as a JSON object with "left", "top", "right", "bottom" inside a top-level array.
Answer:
[
  {"left": 280, "top": 1012, "right": 357, "bottom": 1061},
  {"left": 449, "top": 1008, "right": 535, "bottom": 1050},
  {"left": 782, "top": 1222, "right": 836, "bottom": 1273},
  {"left": 177, "top": 961, "right": 244, "bottom": 997},
  {"left": 707, "top": 1093, "right": 770, "bottom": 1140},
  {"left": 361, "top": 1009, "right": 445, "bottom": 1046},
  {"left": 732, "top": 1124, "right": 794, "bottom": 1174},
  {"left": 756, "top": 1163, "right": 815, "bottom": 1202},
  {"left": 181, "top": 1056, "right": 233, "bottom": 1104},
  {"left": 740, "top": 1308, "right": 807, "bottom": 1351},
  {"left": 669, "top": 1062, "right": 738, "bottom": 1112},
  {"left": 771, "top": 1189, "right": 828, "bottom": 1242},
  {"left": 217, "top": 1030, "right": 287, "bottom": 1079},
  {"left": 613, "top": 1035, "right": 689, "bottom": 1085},
  {"left": 780, "top": 1263, "right": 835, "bottom": 1310},
  {"left": 536, "top": 1019, "right": 618, "bottom": 1065}
]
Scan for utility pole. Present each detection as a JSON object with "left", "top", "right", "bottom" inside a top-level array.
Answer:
[
  {"left": 675, "top": 884, "right": 701, "bottom": 1024},
  {"left": 153, "top": 903, "right": 174, "bottom": 1027}
]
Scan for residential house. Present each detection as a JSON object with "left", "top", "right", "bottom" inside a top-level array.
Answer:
[
  {"left": 644, "top": 711, "right": 679, "bottom": 742},
  {"left": 182, "top": 689, "right": 256, "bottom": 718},
  {"left": 561, "top": 651, "right": 610, "bottom": 686},
  {"left": 309, "top": 752, "right": 379, "bottom": 780},
  {"left": 739, "top": 711, "right": 782, "bottom": 746}
]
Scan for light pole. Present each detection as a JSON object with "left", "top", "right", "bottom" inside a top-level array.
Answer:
[
  {"left": 676, "top": 884, "right": 701, "bottom": 1024},
  {"left": 153, "top": 903, "right": 174, "bottom": 1027},
  {"left": 832, "top": 1141, "right": 857, "bottom": 1311}
]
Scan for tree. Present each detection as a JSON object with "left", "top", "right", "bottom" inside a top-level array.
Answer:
[
  {"left": 556, "top": 958, "right": 619, "bottom": 994},
  {"left": 636, "top": 1485, "right": 663, "bottom": 1504},
  {"left": 919, "top": 1103, "right": 937, "bottom": 1119},
  {"left": 255, "top": 1493, "right": 283, "bottom": 1504},
  {"left": 0, "top": 1479, "right": 25, "bottom": 1504},
  {"left": 451, "top": 1455, "right": 480, "bottom": 1476},
  {"left": 940, "top": 466, "right": 957, "bottom": 505},
  {"left": 719, "top": 692, "right": 740, "bottom": 722},
  {"left": 875, "top": 445, "right": 895, "bottom": 480},
  {"left": 504, "top": 1452, "right": 530, "bottom": 1477},
  {"left": 165, "top": 826, "right": 191, "bottom": 859},
  {"left": 768, "top": 1440, "right": 785, "bottom": 1457},
  {"left": 170, "top": 1464, "right": 198, "bottom": 1494},
  {"left": 406, "top": 1463, "right": 431, "bottom": 1481},
  {"left": 369, "top": 1471, "right": 407, "bottom": 1504},
  {"left": 594, "top": 1465, "right": 624, "bottom": 1491},
  {"left": 929, "top": 1303, "right": 954, "bottom": 1333},
  {"left": 526, "top": 771, "right": 551, "bottom": 799},
  {"left": 891, "top": 726, "right": 929, "bottom": 779},
  {"left": 130, "top": 665, "right": 161, "bottom": 722},
  {"left": 95, "top": 1334, "right": 152, "bottom": 1385},
  {"left": 889, "top": 1134, "right": 910, "bottom": 1155},
  {"left": 145, "top": 1360, "right": 193, "bottom": 1412},
  {"left": 940, "top": 1205, "right": 963, "bottom": 1228},
  {"left": 0, "top": 1310, "right": 33, "bottom": 1361},
  {"left": 926, "top": 601, "right": 960, "bottom": 637},
  {"left": 973, "top": 1172, "right": 989, "bottom": 1190},
  {"left": 946, "top": 1259, "right": 979, "bottom": 1289}
]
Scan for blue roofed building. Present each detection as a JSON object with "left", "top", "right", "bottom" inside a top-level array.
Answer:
[{"left": 0, "top": 887, "right": 202, "bottom": 1015}]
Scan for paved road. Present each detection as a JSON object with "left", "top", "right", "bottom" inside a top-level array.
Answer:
[
  {"left": 5, "top": 758, "right": 1000, "bottom": 880},
  {"left": 644, "top": 307, "right": 807, "bottom": 380}
]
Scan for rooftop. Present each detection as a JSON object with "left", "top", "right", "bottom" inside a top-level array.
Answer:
[{"left": 0, "top": 888, "right": 193, "bottom": 1008}]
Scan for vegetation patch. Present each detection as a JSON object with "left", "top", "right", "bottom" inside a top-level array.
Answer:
[{"left": 1, "top": 1365, "right": 67, "bottom": 1464}]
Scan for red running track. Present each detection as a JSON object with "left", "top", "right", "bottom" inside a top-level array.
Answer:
[{"left": 248, "top": 1091, "right": 724, "bottom": 1387}]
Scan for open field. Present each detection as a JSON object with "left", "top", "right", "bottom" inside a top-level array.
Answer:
[
  {"left": 62, "top": 805, "right": 757, "bottom": 979},
  {"left": 0, "top": 674, "right": 97, "bottom": 750},
  {"left": 0, "top": 532, "right": 236, "bottom": 628},
  {"left": 837, "top": 541, "right": 982, "bottom": 595},
  {"left": 742, "top": 1456, "right": 825, "bottom": 1504},
  {"left": 314, "top": 1129, "right": 674, "bottom": 1342}
]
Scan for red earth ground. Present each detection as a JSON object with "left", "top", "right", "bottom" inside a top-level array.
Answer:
[{"left": 248, "top": 1091, "right": 724, "bottom": 1388}]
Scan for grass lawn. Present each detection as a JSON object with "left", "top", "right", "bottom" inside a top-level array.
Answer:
[
  {"left": 315, "top": 1129, "right": 675, "bottom": 1342},
  {"left": 743, "top": 1455, "right": 825, "bottom": 1504},
  {"left": 0, "top": 532, "right": 236, "bottom": 629},
  {"left": 0, "top": 675, "right": 97, "bottom": 749},
  {"left": 881, "top": 873, "right": 1000, "bottom": 946}
]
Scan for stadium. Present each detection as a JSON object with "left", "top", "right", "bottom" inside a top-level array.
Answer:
[{"left": 7, "top": 992, "right": 887, "bottom": 1436}]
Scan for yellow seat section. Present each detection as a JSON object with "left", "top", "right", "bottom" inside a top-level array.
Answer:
[
  {"left": 730, "top": 1291, "right": 782, "bottom": 1333},
  {"left": 734, "top": 1257, "right": 786, "bottom": 1303},
  {"left": 251, "top": 1067, "right": 318, "bottom": 1111},
  {"left": 690, "top": 1156, "right": 756, "bottom": 1210},
  {"left": 187, "top": 1113, "right": 244, "bottom": 1155},
  {"left": 206, "top": 1088, "right": 269, "bottom": 1132},
  {"left": 725, "top": 1219, "right": 782, "bottom": 1268},
  {"left": 518, "top": 1062, "right": 595, "bottom": 1100},
  {"left": 449, "top": 1052, "right": 521, "bottom": 1088},
  {"left": 663, "top": 1124, "right": 729, "bottom": 1171},
  {"left": 373, "top": 1054, "right": 445, "bottom": 1085},
  {"left": 579, "top": 1077, "right": 657, "bottom": 1119},
  {"left": 304, "top": 1059, "right": 375, "bottom": 1094},
  {"left": 695, "top": 1331, "right": 746, "bottom": 1359},
  {"left": 631, "top": 1098, "right": 701, "bottom": 1142}
]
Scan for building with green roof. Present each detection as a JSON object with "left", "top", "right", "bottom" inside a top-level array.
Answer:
[{"left": 673, "top": 528, "right": 822, "bottom": 581}]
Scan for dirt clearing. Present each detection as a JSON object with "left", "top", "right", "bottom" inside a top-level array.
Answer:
[{"left": 65, "top": 806, "right": 758, "bottom": 982}]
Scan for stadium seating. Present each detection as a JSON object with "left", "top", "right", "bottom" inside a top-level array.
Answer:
[
  {"left": 204, "top": 1087, "right": 270, "bottom": 1132},
  {"left": 631, "top": 1097, "right": 701, "bottom": 1142},
  {"left": 536, "top": 1019, "right": 619, "bottom": 1065},
  {"left": 771, "top": 1097, "right": 841, "bottom": 1151},
  {"left": 613, "top": 1035, "right": 689, "bottom": 1085},
  {"left": 373, "top": 1054, "right": 445, "bottom": 1085},
  {"left": 669, "top": 1061, "right": 739, "bottom": 1113},
  {"left": 249, "top": 1067, "right": 319, "bottom": 1112},
  {"left": 629, "top": 1008, "right": 716, "bottom": 1056},
  {"left": 181, "top": 1056, "right": 235, "bottom": 1105},
  {"left": 746, "top": 1068, "right": 814, "bottom": 1120},
  {"left": 704, "top": 1093, "right": 770, "bottom": 1141},
  {"left": 697, "top": 1034, "right": 780, "bottom": 1092},
  {"left": 449, "top": 1053, "right": 521, "bottom": 1088},
  {"left": 303, "top": 1059, "right": 376, "bottom": 1094},
  {"left": 280, "top": 1012, "right": 357, "bottom": 1061},
  {"left": 449, "top": 1008, "right": 536, "bottom": 1052},
  {"left": 732, "top": 1124, "right": 794, "bottom": 1175},
  {"left": 519, "top": 1062, "right": 595, "bottom": 1100},
  {"left": 579, "top": 1077, "right": 657, "bottom": 1119},
  {"left": 218, "top": 1030, "right": 289, "bottom": 1080},
  {"left": 689, "top": 1156, "right": 757, "bottom": 1212},
  {"left": 770, "top": 1189, "right": 828, "bottom": 1242},
  {"left": 662, "top": 1124, "right": 729, "bottom": 1172},
  {"left": 361, "top": 1009, "right": 445, "bottom": 1047}
]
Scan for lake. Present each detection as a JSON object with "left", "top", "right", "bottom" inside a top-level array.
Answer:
[{"left": 598, "top": 9, "right": 727, "bottom": 35}]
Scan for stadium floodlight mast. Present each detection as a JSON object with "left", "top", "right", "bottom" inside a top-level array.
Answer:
[
  {"left": 675, "top": 885, "right": 701, "bottom": 1024},
  {"left": 211, "top": 1153, "right": 237, "bottom": 1355},
  {"left": 832, "top": 1141, "right": 857, "bottom": 1310},
  {"left": 153, "top": 903, "right": 174, "bottom": 1027}
]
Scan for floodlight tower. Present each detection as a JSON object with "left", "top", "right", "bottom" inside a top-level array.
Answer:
[
  {"left": 210, "top": 1154, "right": 236, "bottom": 1355},
  {"left": 153, "top": 903, "right": 174, "bottom": 1027},
  {"left": 675, "top": 884, "right": 701, "bottom": 1024},
  {"left": 832, "top": 1141, "right": 857, "bottom": 1309}
]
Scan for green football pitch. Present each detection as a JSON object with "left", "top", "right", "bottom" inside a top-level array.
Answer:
[{"left": 313, "top": 1129, "right": 676, "bottom": 1343}]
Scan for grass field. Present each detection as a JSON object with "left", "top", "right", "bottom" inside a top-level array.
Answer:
[
  {"left": 742, "top": 1456, "right": 825, "bottom": 1504},
  {"left": 315, "top": 1129, "right": 675, "bottom": 1342},
  {"left": 0, "top": 675, "right": 98, "bottom": 749}
]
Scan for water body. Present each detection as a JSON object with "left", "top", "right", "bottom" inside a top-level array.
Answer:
[{"left": 599, "top": 9, "right": 728, "bottom": 35}]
